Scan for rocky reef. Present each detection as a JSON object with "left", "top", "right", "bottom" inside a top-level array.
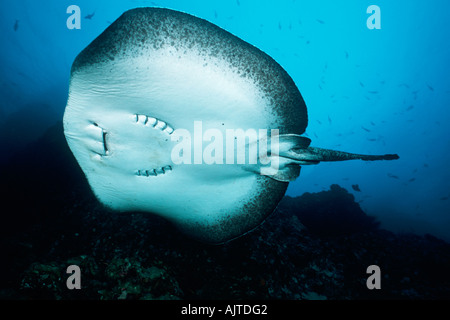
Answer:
[{"left": 1, "top": 121, "right": 450, "bottom": 300}]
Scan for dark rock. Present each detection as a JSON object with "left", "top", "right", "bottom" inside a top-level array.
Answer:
[
  {"left": 279, "top": 184, "right": 380, "bottom": 237},
  {"left": 1, "top": 121, "right": 450, "bottom": 300}
]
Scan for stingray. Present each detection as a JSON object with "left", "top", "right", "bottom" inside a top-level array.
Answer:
[{"left": 63, "top": 8, "right": 399, "bottom": 244}]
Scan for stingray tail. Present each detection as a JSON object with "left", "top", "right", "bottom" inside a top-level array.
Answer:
[
  {"left": 292, "top": 146, "right": 400, "bottom": 163},
  {"left": 273, "top": 134, "right": 399, "bottom": 164},
  {"left": 258, "top": 134, "right": 399, "bottom": 182}
]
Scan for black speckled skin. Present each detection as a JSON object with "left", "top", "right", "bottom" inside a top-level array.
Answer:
[
  {"left": 69, "top": 8, "right": 310, "bottom": 243},
  {"left": 72, "top": 8, "right": 308, "bottom": 135}
]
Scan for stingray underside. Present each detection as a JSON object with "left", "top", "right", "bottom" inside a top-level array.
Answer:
[{"left": 63, "top": 8, "right": 309, "bottom": 243}]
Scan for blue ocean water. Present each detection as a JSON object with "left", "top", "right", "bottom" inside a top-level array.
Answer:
[{"left": 0, "top": 0, "right": 449, "bottom": 241}]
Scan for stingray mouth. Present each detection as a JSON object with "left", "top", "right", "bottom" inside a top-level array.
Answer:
[
  {"left": 133, "top": 113, "right": 175, "bottom": 177},
  {"left": 88, "top": 114, "right": 176, "bottom": 177},
  {"left": 88, "top": 122, "right": 109, "bottom": 156}
]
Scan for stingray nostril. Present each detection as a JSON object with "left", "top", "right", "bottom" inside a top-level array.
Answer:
[
  {"left": 155, "top": 167, "right": 165, "bottom": 175},
  {"left": 146, "top": 117, "right": 157, "bottom": 127},
  {"left": 137, "top": 114, "right": 147, "bottom": 124},
  {"left": 154, "top": 120, "right": 167, "bottom": 130},
  {"left": 164, "top": 126, "right": 174, "bottom": 135},
  {"left": 135, "top": 165, "right": 172, "bottom": 177},
  {"left": 134, "top": 114, "right": 173, "bottom": 133}
]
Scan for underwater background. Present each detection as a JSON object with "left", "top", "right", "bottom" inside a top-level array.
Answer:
[{"left": 1, "top": 0, "right": 449, "bottom": 300}]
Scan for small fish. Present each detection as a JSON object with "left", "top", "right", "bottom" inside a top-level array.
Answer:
[
  {"left": 316, "top": 19, "right": 325, "bottom": 24},
  {"left": 370, "top": 121, "right": 376, "bottom": 126},
  {"left": 13, "top": 20, "right": 19, "bottom": 31},
  {"left": 408, "top": 178, "right": 416, "bottom": 183},
  {"left": 361, "top": 126, "right": 371, "bottom": 132},
  {"left": 84, "top": 10, "right": 96, "bottom": 20},
  {"left": 328, "top": 115, "right": 332, "bottom": 124},
  {"left": 64, "top": 7, "right": 402, "bottom": 244},
  {"left": 316, "top": 120, "right": 322, "bottom": 125},
  {"left": 236, "top": 0, "right": 240, "bottom": 6},
  {"left": 345, "top": 51, "right": 349, "bottom": 59},
  {"left": 352, "top": 184, "right": 361, "bottom": 192},
  {"left": 278, "top": 22, "right": 282, "bottom": 30},
  {"left": 406, "top": 105, "right": 414, "bottom": 111},
  {"left": 368, "top": 91, "right": 379, "bottom": 94},
  {"left": 367, "top": 138, "right": 377, "bottom": 142},
  {"left": 398, "top": 83, "right": 410, "bottom": 88},
  {"left": 423, "top": 163, "right": 429, "bottom": 168},
  {"left": 214, "top": 11, "right": 218, "bottom": 19},
  {"left": 427, "top": 84, "right": 434, "bottom": 91},
  {"left": 387, "top": 173, "right": 399, "bottom": 179},
  {"left": 440, "top": 196, "right": 449, "bottom": 201},
  {"left": 359, "top": 81, "right": 365, "bottom": 87}
]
